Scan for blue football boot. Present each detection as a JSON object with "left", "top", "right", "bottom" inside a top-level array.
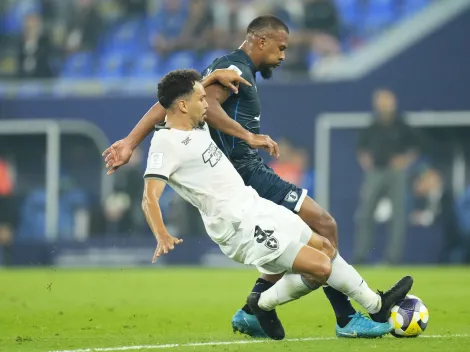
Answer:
[
  {"left": 231, "top": 309, "right": 268, "bottom": 338},
  {"left": 336, "top": 312, "right": 393, "bottom": 338}
]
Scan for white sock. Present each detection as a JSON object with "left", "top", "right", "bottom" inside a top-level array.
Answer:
[
  {"left": 326, "top": 253, "right": 381, "bottom": 314},
  {"left": 258, "top": 273, "right": 319, "bottom": 311}
]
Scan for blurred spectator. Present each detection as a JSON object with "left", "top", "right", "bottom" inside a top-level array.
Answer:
[
  {"left": 17, "top": 12, "right": 54, "bottom": 78},
  {"left": 4, "top": 0, "right": 436, "bottom": 80},
  {"left": 104, "top": 147, "right": 146, "bottom": 234},
  {"left": 176, "top": 0, "right": 215, "bottom": 53},
  {"left": 151, "top": 0, "right": 189, "bottom": 56},
  {"left": 412, "top": 167, "right": 468, "bottom": 263},
  {"left": 211, "top": 0, "right": 269, "bottom": 49},
  {"left": 65, "top": 0, "right": 102, "bottom": 53},
  {"left": 455, "top": 185, "right": 470, "bottom": 263},
  {"left": 269, "top": 138, "right": 307, "bottom": 186},
  {"left": 354, "top": 89, "right": 419, "bottom": 264},
  {"left": 303, "top": 0, "right": 341, "bottom": 58},
  {"left": 0, "top": 156, "right": 16, "bottom": 265},
  {"left": 117, "top": 0, "right": 147, "bottom": 17}
]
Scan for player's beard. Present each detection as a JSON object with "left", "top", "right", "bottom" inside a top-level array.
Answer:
[
  {"left": 197, "top": 119, "right": 205, "bottom": 128},
  {"left": 259, "top": 64, "right": 274, "bottom": 80}
]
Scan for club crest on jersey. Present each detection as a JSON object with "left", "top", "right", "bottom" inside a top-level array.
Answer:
[
  {"left": 254, "top": 226, "right": 279, "bottom": 250},
  {"left": 202, "top": 142, "right": 223, "bottom": 167},
  {"left": 203, "top": 68, "right": 213, "bottom": 79},
  {"left": 284, "top": 190, "right": 299, "bottom": 203}
]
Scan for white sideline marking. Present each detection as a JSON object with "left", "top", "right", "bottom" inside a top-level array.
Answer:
[{"left": 49, "top": 334, "right": 470, "bottom": 352}]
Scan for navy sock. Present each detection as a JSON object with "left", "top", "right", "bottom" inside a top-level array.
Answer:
[
  {"left": 323, "top": 286, "right": 356, "bottom": 328},
  {"left": 241, "top": 278, "right": 275, "bottom": 315}
]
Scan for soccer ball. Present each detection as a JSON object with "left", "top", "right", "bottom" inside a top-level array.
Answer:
[{"left": 388, "top": 295, "right": 429, "bottom": 338}]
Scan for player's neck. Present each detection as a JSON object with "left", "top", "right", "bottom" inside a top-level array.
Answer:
[
  {"left": 165, "top": 115, "right": 193, "bottom": 131},
  {"left": 240, "top": 41, "right": 260, "bottom": 69}
]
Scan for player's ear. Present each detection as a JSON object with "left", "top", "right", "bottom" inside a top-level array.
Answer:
[
  {"left": 177, "top": 100, "right": 189, "bottom": 114},
  {"left": 258, "top": 36, "right": 267, "bottom": 50}
]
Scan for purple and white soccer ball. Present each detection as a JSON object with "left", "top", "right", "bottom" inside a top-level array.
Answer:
[{"left": 388, "top": 295, "right": 429, "bottom": 338}]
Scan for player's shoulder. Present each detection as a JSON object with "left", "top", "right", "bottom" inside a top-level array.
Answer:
[
  {"left": 150, "top": 128, "right": 176, "bottom": 151},
  {"left": 206, "top": 51, "right": 251, "bottom": 76}
]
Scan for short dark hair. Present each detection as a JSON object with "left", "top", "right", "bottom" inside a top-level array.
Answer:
[
  {"left": 247, "top": 15, "right": 289, "bottom": 35},
  {"left": 157, "top": 69, "right": 202, "bottom": 109}
]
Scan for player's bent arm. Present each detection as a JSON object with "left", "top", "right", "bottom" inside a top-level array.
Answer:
[
  {"left": 127, "top": 103, "right": 167, "bottom": 149},
  {"left": 205, "top": 84, "right": 253, "bottom": 142},
  {"left": 142, "top": 178, "right": 169, "bottom": 238},
  {"left": 124, "top": 70, "right": 250, "bottom": 150}
]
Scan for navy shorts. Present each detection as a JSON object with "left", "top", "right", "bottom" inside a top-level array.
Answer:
[{"left": 238, "top": 163, "right": 308, "bottom": 213}]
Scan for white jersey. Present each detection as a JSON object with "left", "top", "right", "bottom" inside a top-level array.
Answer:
[{"left": 144, "top": 123, "right": 259, "bottom": 243}]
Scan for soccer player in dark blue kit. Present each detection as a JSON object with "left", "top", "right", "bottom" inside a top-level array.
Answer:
[{"left": 103, "top": 16, "right": 407, "bottom": 339}]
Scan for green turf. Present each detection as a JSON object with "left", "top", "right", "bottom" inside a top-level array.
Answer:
[{"left": 1, "top": 267, "right": 469, "bottom": 352}]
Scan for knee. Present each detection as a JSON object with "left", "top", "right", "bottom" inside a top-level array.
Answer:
[
  {"left": 314, "top": 258, "right": 332, "bottom": 284},
  {"left": 261, "top": 273, "right": 284, "bottom": 283},
  {"left": 321, "top": 237, "right": 336, "bottom": 260}
]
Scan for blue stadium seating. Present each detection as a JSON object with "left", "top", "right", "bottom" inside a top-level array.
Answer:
[
  {"left": 101, "top": 20, "right": 147, "bottom": 55},
  {"left": 95, "top": 52, "right": 128, "bottom": 79},
  {"left": 61, "top": 52, "right": 94, "bottom": 78},
  {"left": 6, "top": 0, "right": 433, "bottom": 79},
  {"left": 160, "top": 51, "right": 197, "bottom": 75},
  {"left": 18, "top": 188, "right": 88, "bottom": 240},
  {"left": 2, "top": 1, "right": 41, "bottom": 34},
  {"left": 335, "top": 0, "right": 360, "bottom": 27},
  {"left": 363, "top": 0, "right": 396, "bottom": 33},
  {"left": 402, "top": 0, "right": 431, "bottom": 16},
  {"left": 128, "top": 52, "right": 161, "bottom": 78}
]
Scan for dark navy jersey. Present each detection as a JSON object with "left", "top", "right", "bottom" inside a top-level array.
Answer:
[
  {"left": 201, "top": 49, "right": 307, "bottom": 213},
  {"left": 202, "top": 49, "right": 264, "bottom": 171}
]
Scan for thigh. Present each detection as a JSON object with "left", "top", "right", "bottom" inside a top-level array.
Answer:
[
  {"left": 246, "top": 198, "right": 312, "bottom": 274},
  {"left": 361, "top": 170, "right": 387, "bottom": 205},
  {"left": 298, "top": 196, "right": 336, "bottom": 241}
]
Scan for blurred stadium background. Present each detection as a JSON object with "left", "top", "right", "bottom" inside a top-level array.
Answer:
[{"left": 0, "top": 0, "right": 470, "bottom": 268}]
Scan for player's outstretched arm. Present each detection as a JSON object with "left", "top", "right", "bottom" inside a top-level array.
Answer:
[
  {"left": 142, "top": 178, "right": 183, "bottom": 263},
  {"left": 102, "top": 69, "right": 252, "bottom": 175},
  {"left": 205, "top": 84, "right": 280, "bottom": 158}
]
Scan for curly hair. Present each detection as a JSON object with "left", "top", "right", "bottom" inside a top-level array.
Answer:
[{"left": 157, "top": 69, "right": 202, "bottom": 109}]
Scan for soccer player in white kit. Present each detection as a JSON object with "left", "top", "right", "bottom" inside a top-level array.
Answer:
[{"left": 141, "top": 69, "right": 413, "bottom": 340}]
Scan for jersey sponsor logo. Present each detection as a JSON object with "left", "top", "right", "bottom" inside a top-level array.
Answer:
[
  {"left": 284, "top": 190, "right": 299, "bottom": 203},
  {"left": 254, "top": 226, "right": 279, "bottom": 250},
  {"left": 202, "top": 142, "right": 223, "bottom": 167},
  {"left": 181, "top": 136, "right": 191, "bottom": 145},
  {"left": 253, "top": 115, "right": 260, "bottom": 121},
  {"left": 149, "top": 152, "right": 163, "bottom": 169}
]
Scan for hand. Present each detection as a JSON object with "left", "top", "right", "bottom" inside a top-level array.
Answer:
[
  {"left": 247, "top": 133, "right": 280, "bottom": 158},
  {"left": 152, "top": 234, "right": 183, "bottom": 263},
  {"left": 410, "top": 210, "right": 433, "bottom": 226},
  {"left": 210, "top": 69, "right": 252, "bottom": 94},
  {"left": 102, "top": 139, "right": 134, "bottom": 175}
]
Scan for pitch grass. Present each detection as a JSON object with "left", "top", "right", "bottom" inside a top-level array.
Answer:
[{"left": 1, "top": 266, "right": 469, "bottom": 352}]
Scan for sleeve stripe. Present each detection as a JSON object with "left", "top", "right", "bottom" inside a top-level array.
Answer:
[{"left": 144, "top": 174, "right": 168, "bottom": 182}]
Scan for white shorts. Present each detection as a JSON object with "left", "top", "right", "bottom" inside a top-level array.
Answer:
[{"left": 215, "top": 196, "right": 312, "bottom": 275}]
